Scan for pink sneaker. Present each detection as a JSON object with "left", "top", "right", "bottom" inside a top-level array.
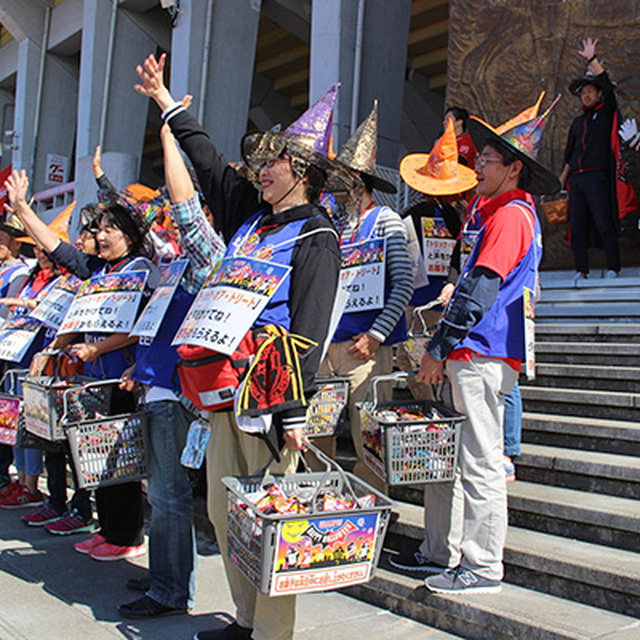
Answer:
[
  {"left": 74, "top": 534, "right": 106, "bottom": 555},
  {"left": 0, "top": 487, "right": 44, "bottom": 509},
  {"left": 22, "top": 505, "right": 64, "bottom": 526},
  {"left": 0, "top": 481, "right": 22, "bottom": 500},
  {"left": 89, "top": 541, "right": 146, "bottom": 562}
]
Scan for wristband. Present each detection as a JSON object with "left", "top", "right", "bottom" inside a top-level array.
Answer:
[{"left": 588, "top": 54, "right": 597, "bottom": 63}]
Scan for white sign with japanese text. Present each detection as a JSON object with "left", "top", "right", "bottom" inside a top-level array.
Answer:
[
  {"left": 0, "top": 316, "right": 42, "bottom": 363},
  {"left": 340, "top": 237, "right": 385, "bottom": 314},
  {"left": 29, "top": 274, "right": 83, "bottom": 330},
  {"left": 173, "top": 256, "right": 290, "bottom": 356},
  {"left": 421, "top": 217, "right": 455, "bottom": 277},
  {"left": 130, "top": 259, "right": 188, "bottom": 339},
  {"left": 57, "top": 271, "right": 148, "bottom": 335},
  {"left": 45, "top": 154, "right": 69, "bottom": 186}
]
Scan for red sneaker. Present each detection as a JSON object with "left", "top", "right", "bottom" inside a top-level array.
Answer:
[
  {"left": 22, "top": 505, "right": 64, "bottom": 526},
  {"left": 0, "top": 487, "right": 44, "bottom": 509},
  {"left": 89, "top": 542, "right": 146, "bottom": 562},
  {"left": 0, "top": 481, "right": 21, "bottom": 500},
  {"left": 74, "top": 533, "right": 106, "bottom": 555}
]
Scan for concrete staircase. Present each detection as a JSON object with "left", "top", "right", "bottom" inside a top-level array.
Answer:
[{"left": 347, "top": 271, "right": 640, "bottom": 639}]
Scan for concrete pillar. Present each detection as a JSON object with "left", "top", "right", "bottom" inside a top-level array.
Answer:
[
  {"left": 170, "top": 0, "right": 262, "bottom": 161},
  {"left": 75, "top": 0, "right": 156, "bottom": 211},
  {"left": 0, "top": 89, "right": 14, "bottom": 172},
  {"left": 310, "top": 0, "right": 411, "bottom": 167},
  {"left": 12, "top": 38, "right": 40, "bottom": 175},
  {"left": 31, "top": 53, "right": 78, "bottom": 193}
]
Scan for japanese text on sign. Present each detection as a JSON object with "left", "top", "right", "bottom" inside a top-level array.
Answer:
[
  {"left": 29, "top": 274, "right": 83, "bottom": 330},
  {"left": 57, "top": 271, "right": 148, "bottom": 335},
  {"left": 130, "top": 259, "right": 188, "bottom": 339},
  {"left": 340, "top": 238, "right": 385, "bottom": 314},
  {"left": 172, "top": 256, "right": 290, "bottom": 356}
]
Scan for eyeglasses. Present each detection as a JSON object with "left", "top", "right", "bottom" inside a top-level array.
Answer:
[{"left": 475, "top": 155, "right": 503, "bottom": 169}]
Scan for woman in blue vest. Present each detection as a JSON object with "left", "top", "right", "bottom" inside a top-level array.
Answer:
[
  {"left": 0, "top": 244, "right": 63, "bottom": 508},
  {"left": 5, "top": 168, "right": 159, "bottom": 561}
]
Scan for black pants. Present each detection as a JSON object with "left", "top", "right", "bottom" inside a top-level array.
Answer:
[
  {"left": 0, "top": 444, "right": 12, "bottom": 480},
  {"left": 45, "top": 447, "right": 92, "bottom": 519},
  {"left": 568, "top": 171, "right": 620, "bottom": 273},
  {"left": 94, "top": 387, "right": 144, "bottom": 547}
]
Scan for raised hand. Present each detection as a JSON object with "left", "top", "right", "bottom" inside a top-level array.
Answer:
[
  {"left": 92, "top": 145, "right": 103, "bottom": 178},
  {"left": 578, "top": 37, "right": 598, "bottom": 60},
  {"left": 4, "top": 169, "right": 29, "bottom": 214},
  {"left": 134, "top": 53, "right": 175, "bottom": 111}
]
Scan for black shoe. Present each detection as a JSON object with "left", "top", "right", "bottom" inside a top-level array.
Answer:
[
  {"left": 125, "top": 577, "right": 152, "bottom": 592},
  {"left": 118, "top": 595, "right": 188, "bottom": 619},
  {"left": 387, "top": 548, "right": 446, "bottom": 575},
  {"left": 193, "top": 622, "right": 253, "bottom": 640}
]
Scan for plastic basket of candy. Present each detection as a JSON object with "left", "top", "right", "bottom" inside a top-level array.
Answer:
[
  {"left": 0, "top": 369, "right": 27, "bottom": 446},
  {"left": 66, "top": 411, "right": 149, "bottom": 489},
  {"left": 403, "top": 300, "right": 441, "bottom": 370},
  {"left": 358, "top": 372, "right": 463, "bottom": 486},
  {"left": 22, "top": 376, "right": 115, "bottom": 441},
  {"left": 303, "top": 375, "right": 350, "bottom": 438},
  {"left": 222, "top": 442, "right": 394, "bottom": 597}
]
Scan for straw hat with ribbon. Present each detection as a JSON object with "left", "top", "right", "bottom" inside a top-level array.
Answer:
[
  {"left": 241, "top": 83, "right": 355, "bottom": 193},
  {"left": 468, "top": 94, "right": 562, "bottom": 195},
  {"left": 399, "top": 118, "right": 478, "bottom": 196},
  {"left": 335, "top": 100, "right": 397, "bottom": 194}
]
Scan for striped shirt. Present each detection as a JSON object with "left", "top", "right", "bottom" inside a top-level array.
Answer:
[{"left": 342, "top": 206, "right": 414, "bottom": 342}]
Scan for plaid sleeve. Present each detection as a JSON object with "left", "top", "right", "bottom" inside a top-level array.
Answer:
[{"left": 171, "top": 195, "right": 226, "bottom": 294}]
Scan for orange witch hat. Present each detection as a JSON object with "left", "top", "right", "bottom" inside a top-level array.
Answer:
[{"left": 399, "top": 118, "right": 478, "bottom": 196}]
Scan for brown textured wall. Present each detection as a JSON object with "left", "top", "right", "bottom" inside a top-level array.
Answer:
[{"left": 446, "top": 0, "right": 640, "bottom": 270}]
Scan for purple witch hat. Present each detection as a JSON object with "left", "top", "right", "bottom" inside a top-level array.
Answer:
[
  {"left": 241, "top": 83, "right": 352, "bottom": 190},
  {"left": 469, "top": 95, "right": 562, "bottom": 195}
]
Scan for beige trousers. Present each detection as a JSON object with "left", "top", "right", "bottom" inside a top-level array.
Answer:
[
  {"left": 206, "top": 411, "right": 298, "bottom": 640},
  {"left": 312, "top": 341, "right": 393, "bottom": 494},
  {"left": 421, "top": 355, "right": 517, "bottom": 580}
]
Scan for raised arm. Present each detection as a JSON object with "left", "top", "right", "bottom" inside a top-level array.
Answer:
[
  {"left": 161, "top": 123, "right": 194, "bottom": 205},
  {"left": 4, "top": 169, "right": 60, "bottom": 253}
]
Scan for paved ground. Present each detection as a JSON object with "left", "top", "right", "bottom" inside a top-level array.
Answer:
[{"left": 0, "top": 499, "right": 458, "bottom": 640}]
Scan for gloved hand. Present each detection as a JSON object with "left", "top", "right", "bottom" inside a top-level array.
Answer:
[{"left": 619, "top": 118, "right": 640, "bottom": 150}]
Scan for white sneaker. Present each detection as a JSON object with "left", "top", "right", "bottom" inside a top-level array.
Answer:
[
  {"left": 573, "top": 271, "right": 588, "bottom": 284},
  {"left": 605, "top": 270, "right": 619, "bottom": 279}
]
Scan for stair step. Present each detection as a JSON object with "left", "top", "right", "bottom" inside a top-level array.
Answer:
[
  {"left": 532, "top": 363, "right": 640, "bottom": 392},
  {"left": 535, "top": 342, "right": 640, "bottom": 366},
  {"left": 539, "top": 289, "right": 640, "bottom": 303},
  {"left": 520, "top": 386, "right": 640, "bottom": 421},
  {"left": 517, "top": 444, "right": 640, "bottom": 498},
  {"left": 522, "top": 412, "right": 640, "bottom": 456},
  {"left": 507, "top": 481, "right": 640, "bottom": 552},
  {"left": 536, "top": 323, "right": 640, "bottom": 343},
  {"left": 536, "top": 302, "right": 640, "bottom": 320},
  {"left": 540, "top": 272, "right": 640, "bottom": 289},
  {"left": 349, "top": 566, "right": 640, "bottom": 640},
  {"left": 386, "top": 501, "right": 640, "bottom": 618}
]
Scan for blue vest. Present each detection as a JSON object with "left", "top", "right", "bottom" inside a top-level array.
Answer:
[
  {"left": 333, "top": 206, "right": 407, "bottom": 345},
  {"left": 133, "top": 283, "right": 195, "bottom": 390},
  {"left": 85, "top": 256, "right": 155, "bottom": 380},
  {"left": 14, "top": 275, "right": 61, "bottom": 367},
  {"left": 0, "top": 260, "right": 28, "bottom": 297},
  {"left": 456, "top": 198, "right": 541, "bottom": 359},
  {"left": 227, "top": 210, "right": 332, "bottom": 331}
]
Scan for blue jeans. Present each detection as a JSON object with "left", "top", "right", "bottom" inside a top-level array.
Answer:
[
  {"left": 14, "top": 447, "right": 43, "bottom": 475},
  {"left": 503, "top": 382, "right": 522, "bottom": 457},
  {"left": 145, "top": 399, "right": 196, "bottom": 609}
]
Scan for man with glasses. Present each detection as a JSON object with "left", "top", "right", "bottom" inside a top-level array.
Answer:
[{"left": 416, "top": 107, "right": 559, "bottom": 594}]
